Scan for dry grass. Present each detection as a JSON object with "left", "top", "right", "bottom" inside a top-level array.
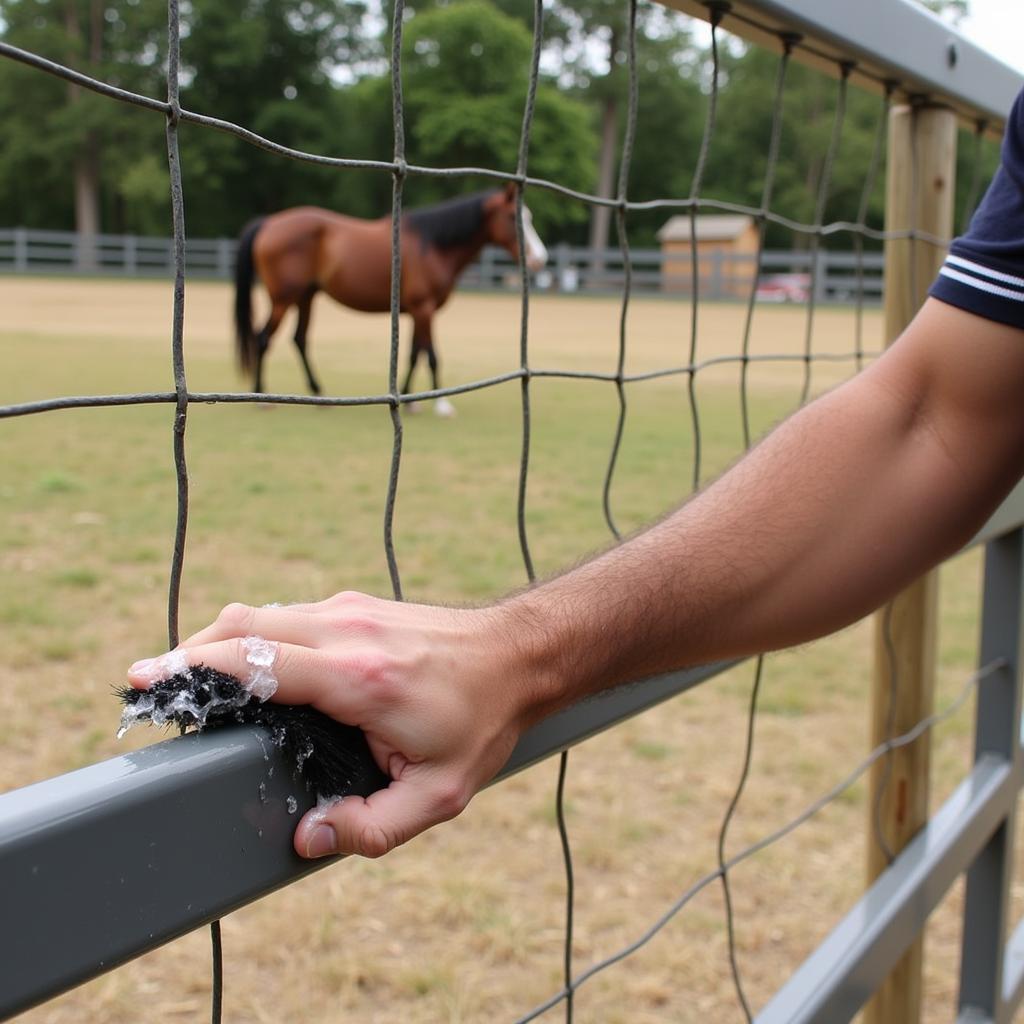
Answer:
[{"left": 0, "top": 277, "right": 1003, "bottom": 1022}]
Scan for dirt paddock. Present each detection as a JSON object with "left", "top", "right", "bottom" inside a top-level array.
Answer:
[{"left": 0, "top": 276, "right": 1014, "bottom": 1022}]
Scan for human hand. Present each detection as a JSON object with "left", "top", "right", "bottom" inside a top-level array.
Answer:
[{"left": 127, "top": 592, "right": 531, "bottom": 858}]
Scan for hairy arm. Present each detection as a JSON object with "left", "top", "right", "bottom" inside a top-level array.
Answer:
[
  {"left": 507, "top": 299, "right": 1024, "bottom": 718},
  {"left": 128, "top": 299, "right": 1024, "bottom": 857}
]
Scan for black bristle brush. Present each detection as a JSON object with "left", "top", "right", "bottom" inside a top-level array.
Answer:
[{"left": 116, "top": 666, "right": 389, "bottom": 800}]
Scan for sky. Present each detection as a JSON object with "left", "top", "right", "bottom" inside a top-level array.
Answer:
[{"left": 946, "top": 0, "right": 1024, "bottom": 75}]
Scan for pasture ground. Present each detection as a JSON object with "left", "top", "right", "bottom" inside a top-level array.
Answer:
[{"left": 0, "top": 277, "right": 1013, "bottom": 1022}]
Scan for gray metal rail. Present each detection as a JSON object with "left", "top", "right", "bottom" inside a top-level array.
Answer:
[
  {"left": 669, "top": 0, "right": 1022, "bottom": 128},
  {"left": 0, "top": 658, "right": 733, "bottom": 1019},
  {"left": 2, "top": 486, "right": 1023, "bottom": 1021},
  {"left": 757, "top": 505, "right": 1024, "bottom": 1024},
  {"left": 757, "top": 755, "right": 1017, "bottom": 1024}
]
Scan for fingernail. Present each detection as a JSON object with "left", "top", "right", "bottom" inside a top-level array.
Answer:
[
  {"left": 305, "top": 824, "right": 338, "bottom": 859},
  {"left": 128, "top": 649, "right": 190, "bottom": 683},
  {"left": 128, "top": 658, "right": 160, "bottom": 684}
]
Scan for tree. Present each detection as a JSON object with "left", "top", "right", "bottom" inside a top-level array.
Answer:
[
  {"left": 378, "top": 0, "right": 700, "bottom": 247},
  {"left": 175, "top": 0, "right": 379, "bottom": 236},
  {"left": 547, "top": 1, "right": 701, "bottom": 253},
  {"left": 0, "top": 0, "right": 380, "bottom": 236},
  {"left": 0, "top": 0, "right": 987, "bottom": 252},
  {"left": 685, "top": 44, "right": 893, "bottom": 252},
  {"left": 395, "top": 0, "right": 595, "bottom": 234},
  {"left": 605, "top": 21, "right": 705, "bottom": 248},
  {"left": 0, "top": 0, "right": 166, "bottom": 237}
]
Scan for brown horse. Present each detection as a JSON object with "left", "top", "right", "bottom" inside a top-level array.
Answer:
[{"left": 233, "top": 183, "right": 547, "bottom": 413}]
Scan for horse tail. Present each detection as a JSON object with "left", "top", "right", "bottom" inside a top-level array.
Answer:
[{"left": 234, "top": 217, "right": 265, "bottom": 375}]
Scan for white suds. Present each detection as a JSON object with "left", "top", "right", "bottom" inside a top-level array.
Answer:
[
  {"left": 287, "top": 796, "right": 298, "bottom": 814},
  {"left": 116, "top": 693, "right": 155, "bottom": 739},
  {"left": 308, "top": 794, "right": 345, "bottom": 824},
  {"left": 160, "top": 649, "right": 191, "bottom": 680},
  {"left": 115, "top": 679, "right": 250, "bottom": 739},
  {"left": 295, "top": 741, "right": 314, "bottom": 772},
  {"left": 241, "top": 634, "right": 279, "bottom": 701},
  {"left": 119, "top": 650, "right": 196, "bottom": 737}
]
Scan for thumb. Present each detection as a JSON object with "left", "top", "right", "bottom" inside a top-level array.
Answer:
[{"left": 295, "top": 768, "right": 470, "bottom": 859}]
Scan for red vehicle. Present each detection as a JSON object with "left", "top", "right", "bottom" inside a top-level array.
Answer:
[{"left": 755, "top": 272, "right": 811, "bottom": 303}]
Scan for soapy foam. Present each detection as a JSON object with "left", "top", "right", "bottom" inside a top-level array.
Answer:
[{"left": 241, "top": 635, "right": 279, "bottom": 701}]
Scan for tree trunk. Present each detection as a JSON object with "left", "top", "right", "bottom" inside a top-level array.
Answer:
[
  {"left": 795, "top": 88, "right": 825, "bottom": 252},
  {"left": 66, "top": 0, "right": 102, "bottom": 265},
  {"left": 587, "top": 25, "right": 621, "bottom": 286},
  {"left": 74, "top": 151, "right": 101, "bottom": 238},
  {"left": 587, "top": 94, "right": 618, "bottom": 284}
]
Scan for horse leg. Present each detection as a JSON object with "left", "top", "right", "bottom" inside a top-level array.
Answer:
[
  {"left": 292, "top": 287, "right": 321, "bottom": 395},
  {"left": 421, "top": 316, "right": 455, "bottom": 418},
  {"left": 401, "top": 323, "right": 428, "bottom": 415},
  {"left": 406, "top": 310, "right": 453, "bottom": 417},
  {"left": 254, "top": 301, "right": 289, "bottom": 394},
  {"left": 401, "top": 338, "right": 425, "bottom": 397},
  {"left": 401, "top": 315, "right": 434, "bottom": 415}
]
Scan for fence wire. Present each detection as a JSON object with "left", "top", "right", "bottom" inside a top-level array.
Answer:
[{"left": 0, "top": 0, "right": 996, "bottom": 1020}]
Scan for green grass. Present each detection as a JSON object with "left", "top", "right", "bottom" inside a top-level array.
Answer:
[
  {"left": 0, "top": 285, "right": 984, "bottom": 792},
  {"left": 38, "top": 471, "right": 82, "bottom": 494},
  {"left": 51, "top": 568, "right": 101, "bottom": 588},
  {"left": 629, "top": 739, "right": 673, "bottom": 762},
  {"left": 0, "top": 283, "right": 992, "bottom": 1023}
]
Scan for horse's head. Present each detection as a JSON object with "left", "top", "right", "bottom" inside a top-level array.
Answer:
[{"left": 483, "top": 183, "right": 548, "bottom": 272}]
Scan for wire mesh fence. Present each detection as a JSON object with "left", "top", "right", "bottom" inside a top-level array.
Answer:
[{"left": 0, "top": 0, "right": 1020, "bottom": 1021}]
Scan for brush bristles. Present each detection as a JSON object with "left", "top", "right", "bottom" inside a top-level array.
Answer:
[{"left": 116, "top": 666, "right": 388, "bottom": 800}]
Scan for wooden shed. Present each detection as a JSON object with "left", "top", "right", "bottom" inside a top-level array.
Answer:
[{"left": 656, "top": 214, "right": 758, "bottom": 296}]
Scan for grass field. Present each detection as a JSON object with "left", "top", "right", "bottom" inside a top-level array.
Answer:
[{"left": 0, "top": 276, "right": 1008, "bottom": 1022}]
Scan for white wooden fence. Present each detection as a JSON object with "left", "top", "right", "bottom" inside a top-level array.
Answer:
[{"left": 0, "top": 227, "right": 884, "bottom": 304}]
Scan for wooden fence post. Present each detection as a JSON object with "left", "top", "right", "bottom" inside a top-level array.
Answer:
[{"left": 864, "top": 101, "right": 957, "bottom": 1024}]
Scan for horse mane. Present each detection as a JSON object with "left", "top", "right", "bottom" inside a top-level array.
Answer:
[{"left": 404, "top": 190, "right": 496, "bottom": 250}]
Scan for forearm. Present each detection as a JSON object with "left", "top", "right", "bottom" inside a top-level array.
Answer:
[
  {"left": 129, "top": 304, "right": 1023, "bottom": 858},
  {"left": 501, "top": 310, "right": 1024, "bottom": 720}
]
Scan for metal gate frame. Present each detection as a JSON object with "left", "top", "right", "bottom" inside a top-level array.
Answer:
[{"left": 2, "top": 485, "right": 1022, "bottom": 1021}]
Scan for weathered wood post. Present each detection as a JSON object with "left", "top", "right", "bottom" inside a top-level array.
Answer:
[{"left": 864, "top": 100, "right": 957, "bottom": 1024}]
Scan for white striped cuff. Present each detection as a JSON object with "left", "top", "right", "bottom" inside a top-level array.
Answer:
[{"left": 938, "top": 253, "right": 1024, "bottom": 303}]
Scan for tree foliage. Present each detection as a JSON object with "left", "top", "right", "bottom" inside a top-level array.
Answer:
[
  {"left": 398, "top": 0, "right": 594, "bottom": 228},
  {"left": 0, "top": 0, "right": 999, "bottom": 249},
  {"left": 0, "top": 0, "right": 166, "bottom": 231},
  {"left": 696, "top": 48, "right": 893, "bottom": 248}
]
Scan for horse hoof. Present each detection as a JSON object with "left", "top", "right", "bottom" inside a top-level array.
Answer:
[
  {"left": 434, "top": 397, "right": 456, "bottom": 418},
  {"left": 404, "top": 401, "right": 422, "bottom": 415}
]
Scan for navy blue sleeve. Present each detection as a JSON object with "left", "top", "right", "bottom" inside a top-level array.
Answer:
[{"left": 929, "top": 88, "right": 1024, "bottom": 329}]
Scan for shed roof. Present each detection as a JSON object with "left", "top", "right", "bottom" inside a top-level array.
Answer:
[{"left": 656, "top": 214, "right": 755, "bottom": 243}]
